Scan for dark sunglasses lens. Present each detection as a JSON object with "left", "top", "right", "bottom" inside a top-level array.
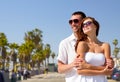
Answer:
[
  {"left": 87, "top": 22, "right": 92, "bottom": 25},
  {"left": 83, "top": 21, "right": 92, "bottom": 28},
  {"left": 69, "top": 20, "right": 72, "bottom": 24},
  {"left": 74, "top": 19, "right": 79, "bottom": 23},
  {"left": 69, "top": 19, "right": 79, "bottom": 24}
]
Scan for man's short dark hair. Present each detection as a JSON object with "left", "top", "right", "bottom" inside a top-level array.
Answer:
[{"left": 72, "top": 11, "right": 86, "bottom": 18}]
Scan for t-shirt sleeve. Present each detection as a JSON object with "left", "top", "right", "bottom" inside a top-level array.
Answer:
[{"left": 57, "top": 41, "right": 68, "bottom": 64}]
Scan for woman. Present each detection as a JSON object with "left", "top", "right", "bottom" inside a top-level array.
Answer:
[{"left": 75, "top": 17, "right": 113, "bottom": 82}]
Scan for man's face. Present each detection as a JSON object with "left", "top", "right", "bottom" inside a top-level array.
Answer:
[{"left": 69, "top": 15, "right": 82, "bottom": 33}]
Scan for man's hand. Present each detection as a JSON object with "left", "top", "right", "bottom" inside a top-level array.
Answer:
[
  {"left": 73, "top": 55, "right": 90, "bottom": 70},
  {"left": 77, "top": 59, "right": 91, "bottom": 70},
  {"left": 72, "top": 57, "right": 83, "bottom": 68}
]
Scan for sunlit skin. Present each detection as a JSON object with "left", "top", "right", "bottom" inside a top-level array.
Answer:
[
  {"left": 76, "top": 17, "right": 113, "bottom": 76},
  {"left": 58, "top": 17, "right": 114, "bottom": 74},
  {"left": 58, "top": 14, "right": 84, "bottom": 73},
  {"left": 69, "top": 15, "right": 82, "bottom": 33}
]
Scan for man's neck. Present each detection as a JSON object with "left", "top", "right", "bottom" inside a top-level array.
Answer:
[{"left": 73, "top": 32, "right": 78, "bottom": 38}]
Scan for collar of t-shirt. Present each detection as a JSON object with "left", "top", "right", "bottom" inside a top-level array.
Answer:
[{"left": 70, "top": 33, "right": 77, "bottom": 47}]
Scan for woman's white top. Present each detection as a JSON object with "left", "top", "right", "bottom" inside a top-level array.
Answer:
[{"left": 78, "top": 52, "right": 108, "bottom": 82}]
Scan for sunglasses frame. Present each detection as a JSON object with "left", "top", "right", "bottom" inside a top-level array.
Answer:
[
  {"left": 69, "top": 19, "right": 80, "bottom": 24},
  {"left": 82, "top": 21, "right": 93, "bottom": 28}
]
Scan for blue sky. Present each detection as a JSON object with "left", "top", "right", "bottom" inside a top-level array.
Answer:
[{"left": 0, "top": 1, "right": 120, "bottom": 62}]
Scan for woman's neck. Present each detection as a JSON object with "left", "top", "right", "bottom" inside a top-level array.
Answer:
[{"left": 87, "top": 36, "right": 99, "bottom": 44}]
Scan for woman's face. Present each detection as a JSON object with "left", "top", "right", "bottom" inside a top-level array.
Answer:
[{"left": 82, "top": 18, "right": 96, "bottom": 35}]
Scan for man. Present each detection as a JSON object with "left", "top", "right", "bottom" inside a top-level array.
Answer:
[
  {"left": 0, "top": 71, "right": 4, "bottom": 82},
  {"left": 57, "top": 11, "right": 114, "bottom": 82}
]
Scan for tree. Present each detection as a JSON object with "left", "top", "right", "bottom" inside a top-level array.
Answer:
[
  {"left": 113, "top": 39, "right": 118, "bottom": 47},
  {"left": 112, "top": 39, "right": 120, "bottom": 58},
  {"left": 112, "top": 39, "right": 120, "bottom": 68},
  {"left": 24, "top": 28, "right": 43, "bottom": 48},
  {"left": 51, "top": 52, "right": 55, "bottom": 63},
  {"left": 0, "top": 32, "right": 8, "bottom": 70},
  {"left": 18, "top": 41, "right": 34, "bottom": 69},
  {"left": 9, "top": 43, "right": 19, "bottom": 71},
  {"left": 24, "top": 28, "right": 43, "bottom": 70},
  {"left": 44, "top": 44, "right": 51, "bottom": 67}
]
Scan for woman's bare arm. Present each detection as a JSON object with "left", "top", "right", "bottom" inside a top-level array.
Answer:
[
  {"left": 77, "top": 67, "right": 113, "bottom": 76},
  {"left": 76, "top": 42, "right": 113, "bottom": 75},
  {"left": 76, "top": 41, "right": 105, "bottom": 70}
]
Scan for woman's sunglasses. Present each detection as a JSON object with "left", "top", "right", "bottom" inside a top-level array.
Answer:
[
  {"left": 82, "top": 21, "right": 93, "bottom": 28},
  {"left": 69, "top": 19, "right": 80, "bottom": 24}
]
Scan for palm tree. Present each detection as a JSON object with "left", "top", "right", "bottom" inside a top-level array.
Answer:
[
  {"left": 18, "top": 41, "right": 34, "bottom": 69},
  {"left": 113, "top": 39, "right": 118, "bottom": 47},
  {"left": 51, "top": 52, "right": 55, "bottom": 63},
  {"left": 24, "top": 28, "right": 43, "bottom": 48},
  {"left": 5, "top": 52, "right": 10, "bottom": 70},
  {"left": 44, "top": 44, "right": 51, "bottom": 67},
  {"left": 112, "top": 39, "right": 120, "bottom": 58},
  {"left": 9, "top": 43, "right": 19, "bottom": 71},
  {"left": 24, "top": 28, "right": 43, "bottom": 70},
  {"left": 0, "top": 32, "right": 8, "bottom": 70},
  {"left": 112, "top": 39, "right": 120, "bottom": 68}
]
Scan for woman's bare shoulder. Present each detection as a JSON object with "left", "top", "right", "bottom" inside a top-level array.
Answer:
[
  {"left": 78, "top": 41, "right": 88, "bottom": 48},
  {"left": 102, "top": 42, "right": 110, "bottom": 47}
]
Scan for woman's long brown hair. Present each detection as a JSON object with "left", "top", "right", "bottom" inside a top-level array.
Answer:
[
  {"left": 74, "top": 23, "right": 87, "bottom": 52},
  {"left": 75, "top": 17, "right": 100, "bottom": 52}
]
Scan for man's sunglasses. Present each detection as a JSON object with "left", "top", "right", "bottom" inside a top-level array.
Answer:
[
  {"left": 69, "top": 19, "right": 80, "bottom": 24},
  {"left": 82, "top": 21, "right": 93, "bottom": 28}
]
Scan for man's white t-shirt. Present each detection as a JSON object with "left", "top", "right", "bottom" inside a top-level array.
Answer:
[{"left": 57, "top": 33, "right": 81, "bottom": 82}]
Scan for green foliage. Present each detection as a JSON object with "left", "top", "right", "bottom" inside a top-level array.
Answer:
[
  {"left": 0, "top": 32, "right": 8, "bottom": 46},
  {"left": 113, "top": 39, "right": 120, "bottom": 58},
  {"left": 0, "top": 28, "right": 55, "bottom": 70}
]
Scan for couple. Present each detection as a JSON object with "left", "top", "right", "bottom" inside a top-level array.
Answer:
[{"left": 57, "top": 11, "right": 114, "bottom": 82}]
